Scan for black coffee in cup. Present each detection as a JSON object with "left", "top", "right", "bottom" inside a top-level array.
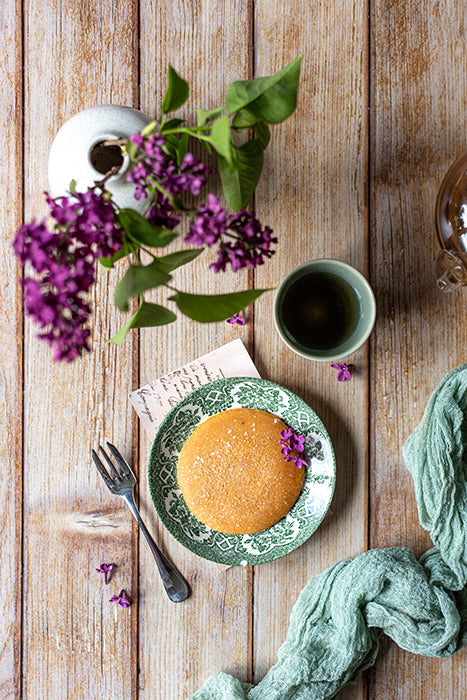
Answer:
[
  {"left": 280, "top": 272, "right": 359, "bottom": 351},
  {"left": 274, "top": 260, "right": 375, "bottom": 361}
]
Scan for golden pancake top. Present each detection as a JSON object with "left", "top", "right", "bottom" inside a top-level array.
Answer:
[{"left": 177, "top": 407, "right": 305, "bottom": 535}]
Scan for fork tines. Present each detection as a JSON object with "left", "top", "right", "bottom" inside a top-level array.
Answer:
[
  {"left": 106, "top": 442, "right": 133, "bottom": 477},
  {"left": 91, "top": 443, "right": 135, "bottom": 492}
]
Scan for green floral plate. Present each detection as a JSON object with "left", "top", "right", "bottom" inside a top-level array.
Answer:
[{"left": 148, "top": 377, "right": 336, "bottom": 566}]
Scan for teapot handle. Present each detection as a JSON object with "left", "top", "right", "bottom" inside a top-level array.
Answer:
[{"left": 435, "top": 250, "right": 467, "bottom": 292}]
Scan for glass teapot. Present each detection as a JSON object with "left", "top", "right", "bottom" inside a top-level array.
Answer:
[{"left": 436, "top": 150, "right": 467, "bottom": 291}]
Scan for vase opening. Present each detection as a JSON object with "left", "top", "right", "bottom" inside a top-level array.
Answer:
[{"left": 89, "top": 140, "right": 125, "bottom": 176}]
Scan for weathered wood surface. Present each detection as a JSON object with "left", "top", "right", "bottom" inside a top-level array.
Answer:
[
  {"left": 0, "top": 1, "right": 22, "bottom": 699},
  {"left": 138, "top": 3, "right": 253, "bottom": 698},
  {"left": 368, "top": 1, "right": 467, "bottom": 698},
  {"left": 21, "top": 1, "right": 138, "bottom": 698},
  {"left": 252, "top": 3, "right": 369, "bottom": 700},
  {"left": 2, "top": 0, "right": 467, "bottom": 698}
]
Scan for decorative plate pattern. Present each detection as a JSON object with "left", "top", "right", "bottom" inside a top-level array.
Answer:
[{"left": 148, "top": 377, "right": 336, "bottom": 566}]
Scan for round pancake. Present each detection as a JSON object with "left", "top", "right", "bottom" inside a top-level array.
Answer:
[{"left": 177, "top": 407, "right": 305, "bottom": 535}]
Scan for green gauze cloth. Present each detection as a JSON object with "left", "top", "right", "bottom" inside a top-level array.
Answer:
[{"left": 190, "top": 364, "right": 467, "bottom": 700}]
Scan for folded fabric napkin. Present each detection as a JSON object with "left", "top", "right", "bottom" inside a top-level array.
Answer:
[{"left": 190, "top": 364, "right": 467, "bottom": 700}]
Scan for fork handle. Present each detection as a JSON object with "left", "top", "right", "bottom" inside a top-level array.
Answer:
[{"left": 123, "top": 494, "right": 190, "bottom": 603}]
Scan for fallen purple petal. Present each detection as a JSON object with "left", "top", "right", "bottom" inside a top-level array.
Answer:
[
  {"left": 226, "top": 313, "right": 245, "bottom": 325},
  {"left": 331, "top": 363, "right": 352, "bottom": 382},
  {"left": 109, "top": 589, "right": 131, "bottom": 608},
  {"left": 96, "top": 562, "right": 115, "bottom": 584}
]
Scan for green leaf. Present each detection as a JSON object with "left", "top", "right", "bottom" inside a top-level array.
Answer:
[
  {"left": 169, "top": 288, "right": 269, "bottom": 322},
  {"left": 162, "top": 134, "right": 181, "bottom": 161},
  {"left": 226, "top": 55, "right": 302, "bottom": 124},
  {"left": 161, "top": 65, "right": 189, "bottom": 113},
  {"left": 176, "top": 132, "right": 189, "bottom": 167},
  {"left": 117, "top": 209, "right": 178, "bottom": 248},
  {"left": 208, "top": 115, "right": 234, "bottom": 167},
  {"left": 69, "top": 179, "right": 77, "bottom": 195},
  {"left": 123, "top": 140, "right": 138, "bottom": 159},
  {"left": 157, "top": 248, "right": 204, "bottom": 272},
  {"left": 200, "top": 140, "right": 212, "bottom": 154},
  {"left": 114, "top": 260, "right": 171, "bottom": 312},
  {"left": 196, "top": 107, "right": 224, "bottom": 127},
  {"left": 160, "top": 117, "right": 185, "bottom": 132},
  {"left": 109, "top": 301, "right": 176, "bottom": 345},
  {"left": 231, "top": 108, "right": 258, "bottom": 129},
  {"left": 99, "top": 238, "right": 139, "bottom": 269},
  {"left": 253, "top": 122, "right": 271, "bottom": 149},
  {"left": 218, "top": 138, "right": 264, "bottom": 211}
]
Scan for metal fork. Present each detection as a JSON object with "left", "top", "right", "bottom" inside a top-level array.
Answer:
[{"left": 91, "top": 442, "right": 190, "bottom": 603}]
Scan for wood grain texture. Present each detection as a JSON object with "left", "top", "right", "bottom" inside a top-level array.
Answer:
[
  {"left": 137, "top": 2, "right": 254, "bottom": 697},
  {"left": 4, "top": 0, "right": 467, "bottom": 698},
  {"left": 369, "top": 0, "right": 467, "bottom": 697},
  {"left": 22, "top": 1, "right": 139, "bottom": 698},
  {"left": 0, "top": 1, "right": 22, "bottom": 699},
  {"left": 252, "top": 3, "right": 369, "bottom": 699}
]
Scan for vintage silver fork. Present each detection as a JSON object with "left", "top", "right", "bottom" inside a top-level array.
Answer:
[{"left": 91, "top": 442, "right": 190, "bottom": 603}]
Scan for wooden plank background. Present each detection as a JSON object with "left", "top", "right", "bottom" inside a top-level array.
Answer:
[
  {"left": 1, "top": 0, "right": 467, "bottom": 698},
  {"left": 0, "top": 1, "right": 22, "bottom": 699}
]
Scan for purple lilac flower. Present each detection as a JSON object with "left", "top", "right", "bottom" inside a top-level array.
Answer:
[
  {"left": 185, "top": 194, "right": 228, "bottom": 247},
  {"left": 331, "top": 363, "right": 352, "bottom": 381},
  {"left": 12, "top": 187, "right": 122, "bottom": 362},
  {"left": 184, "top": 197, "right": 277, "bottom": 273},
  {"left": 129, "top": 132, "right": 144, "bottom": 149},
  {"left": 109, "top": 589, "right": 131, "bottom": 608},
  {"left": 226, "top": 313, "right": 246, "bottom": 326},
  {"left": 95, "top": 562, "right": 115, "bottom": 584},
  {"left": 127, "top": 128, "right": 274, "bottom": 273},
  {"left": 293, "top": 455, "right": 308, "bottom": 470},
  {"left": 127, "top": 132, "right": 209, "bottom": 201},
  {"left": 146, "top": 192, "right": 181, "bottom": 230},
  {"left": 279, "top": 428, "right": 309, "bottom": 469},
  {"left": 227, "top": 211, "right": 276, "bottom": 269}
]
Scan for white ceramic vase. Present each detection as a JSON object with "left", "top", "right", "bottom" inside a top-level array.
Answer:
[{"left": 48, "top": 104, "right": 152, "bottom": 212}]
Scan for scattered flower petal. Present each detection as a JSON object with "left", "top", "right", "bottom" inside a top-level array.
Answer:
[
  {"left": 109, "top": 589, "right": 131, "bottom": 608},
  {"left": 226, "top": 313, "right": 245, "bottom": 325},
  {"left": 95, "top": 562, "right": 115, "bottom": 584},
  {"left": 331, "top": 363, "right": 352, "bottom": 381}
]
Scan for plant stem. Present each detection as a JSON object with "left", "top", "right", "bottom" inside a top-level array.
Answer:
[
  {"left": 161, "top": 125, "right": 211, "bottom": 135},
  {"left": 153, "top": 181, "right": 176, "bottom": 204},
  {"left": 139, "top": 246, "right": 157, "bottom": 259},
  {"left": 101, "top": 137, "right": 127, "bottom": 147}
]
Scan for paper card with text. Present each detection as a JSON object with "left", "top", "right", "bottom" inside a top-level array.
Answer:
[{"left": 129, "top": 339, "right": 260, "bottom": 439}]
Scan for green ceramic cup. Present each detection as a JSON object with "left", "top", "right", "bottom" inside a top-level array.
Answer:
[{"left": 273, "top": 259, "right": 376, "bottom": 361}]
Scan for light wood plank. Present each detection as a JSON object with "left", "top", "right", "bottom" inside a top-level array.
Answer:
[
  {"left": 0, "top": 1, "right": 23, "bottom": 698},
  {"left": 370, "top": 0, "right": 467, "bottom": 697},
  {"left": 22, "top": 1, "right": 139, "bottom": 698},
  {"left": 252, "top": 3, "right": 369, "bottom": 699},
  {"left": 137, "top": 1, "right": 254, "bottom": 697}
]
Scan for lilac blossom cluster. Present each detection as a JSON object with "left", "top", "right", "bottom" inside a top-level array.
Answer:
[
  {"left": 279, "top": 428, "right": 309, "bottom": 469},
  {"left": 126, "top": 132, "right": 209, "bottom": 228},
  {"left": 185, "top": 193, "right": 277, "bottom": 273},
  {"left": 12, "top": 188, "right": 122, "bottom": 362}
]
